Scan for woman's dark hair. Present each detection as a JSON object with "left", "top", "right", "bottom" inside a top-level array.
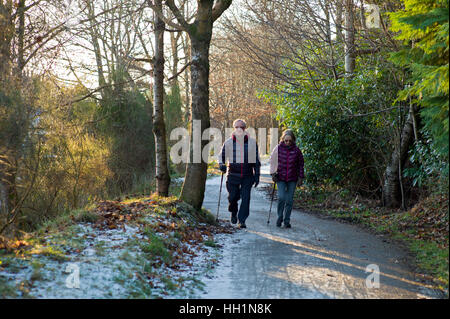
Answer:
[{"left": 280, "top": 129, "right": 296, "bottom": 143}]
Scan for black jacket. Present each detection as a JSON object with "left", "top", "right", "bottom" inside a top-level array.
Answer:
[{"left": 219, "top": 133, "right": 261, "bottom": 182}]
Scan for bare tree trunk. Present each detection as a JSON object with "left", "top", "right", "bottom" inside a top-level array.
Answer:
[
  {"left": 17, "top": 0, "right": 25, "bottom": 74},
  {"left": 382, "top": 111, "right": 415, "bottom": 208},
  {"left": 179, "top": 36, "right": 211, "bottom": 210},
  {"left": 168, "top": 31, "right": 185, "bottom": 177},
  {"left": 0, "top": 159, "right": 10, "bottom": 221},
  {"left": 178, "top": 0, "right": 232, "bottom": 210},
  {"left": 0, "top": 176, "right": 7, "bottom": 218},
  {"left": 0, "top": 1, "right": 13, "bottom": 81},
  {"left": 182, "top": 33, "right": 191, "bottom": 124},
  {"left": 170, "top": 32, "right": 181, "bottom": 87},
  {"left": 145, "top": 0, "right": 232, "bottom": 208},
  {"left": 153, "top": 0, "right": 171, "bottom": 196},
  {"left": 86, "top": 1, "right": 108, "bottom": 99},
  {"left": 323, "top": 0, "right": 338, "bottom": 80},
  {"left": 359, "top": 0, "right": 367, "bottom": 30},
  {"left": 0, "top": 1, "right": 12, "bottom": 220},
  {"left": 344, "top": 0, "right": 355, "bottom": 76},
  {"left": 0, "top": 1, "right": 20, "bottom": 229},
  {"left": 335, "top": 0, "right": 344, "bottom": 44}
]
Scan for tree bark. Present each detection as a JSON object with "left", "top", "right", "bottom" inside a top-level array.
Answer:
[
  {"left": 17, "top": 0, "right": 25, "bottom": 73},
  {"left": 182, "top": 32, "right": 191, "bottom": 124},
  {"left": 0, "top": 1, "right": 13, "bottom": 81},
  {"left": 0, "top": 175, "right": 7, "bottom": 218},
  {"left": 0, "top": 1, "right": 20, "bottom": 227},
  {"left": 344, "top": 0, "right": 355, "bottom": 76},
  {"left": 0, "top": 158, "right": 10, "bottom": 220},
  {"left": 179, "top": 36, "right": 211, "bottom": 210},
  {"left": 86, "top": 1, "right": 108, "bottom": 99},
  {"left": 335, "top": 0, "right": 344, "bottom": 44},
  {"left": 153, "top": 0, "right": 171, "bottom": 196},
  {"left": 170, "top": 32, "right": 182, "bottom": 87},
  {"left": 382, "top": 111, "right": 415, "bottom": 208},
  {"left": 178, "top": 0, "right": 232, "bottom": 210},
  {"left": 323, "top": 0, "right": 338, "bottom": 80},
  {"left": 167, "top": 31, "right": 183, "bottom": 140}
]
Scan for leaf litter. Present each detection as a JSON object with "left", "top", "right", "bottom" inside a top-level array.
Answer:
[{"left": 0, "top": 195, "right": 236, "bottom": 298}]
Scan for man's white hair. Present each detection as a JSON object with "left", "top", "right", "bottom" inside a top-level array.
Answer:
[{"left": 233, "top": 119, "right": 247, "bottom": 128}]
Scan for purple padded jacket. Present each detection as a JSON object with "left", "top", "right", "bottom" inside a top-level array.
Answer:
[{"left": 270, "top": 142, "right": 304, "bottom": 182}]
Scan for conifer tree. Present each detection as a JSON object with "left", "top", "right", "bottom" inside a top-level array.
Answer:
[{"left": 389, "top": 0, "right": 449, "bottom": 157}]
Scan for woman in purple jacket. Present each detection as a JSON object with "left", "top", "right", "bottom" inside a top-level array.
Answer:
[{"left": 269, "top": 129, "right": 304, "bottom": 228}]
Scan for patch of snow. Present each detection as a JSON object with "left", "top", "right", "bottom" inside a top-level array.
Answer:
[{"left": 0, "top": 217, "right": 232, "bottom": 299}]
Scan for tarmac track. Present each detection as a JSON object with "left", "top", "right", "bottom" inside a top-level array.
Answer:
[{"left": 196, "top": 164, "right": 443, "bottom": 299}]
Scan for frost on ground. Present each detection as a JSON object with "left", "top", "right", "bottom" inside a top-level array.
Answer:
[{"left": 0, "top": 196, "right": 235, "bottom": 299}]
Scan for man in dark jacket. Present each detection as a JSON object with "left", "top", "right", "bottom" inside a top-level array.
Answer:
[{"left": 218, "top": 119, "right": 261, "bottom": 228}]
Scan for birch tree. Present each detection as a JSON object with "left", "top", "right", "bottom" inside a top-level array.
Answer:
[
  {"left": 152, "top": 0, "right": 170, "bottom": 196},
  {"left": 344, "top": 0, "right": 355, "bottom": 76},
  {"left": 148, "top": 0, "right": 233, "bottom": 210}
]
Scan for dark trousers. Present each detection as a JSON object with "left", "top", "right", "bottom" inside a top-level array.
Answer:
[{"left": 226, "top": 176, "right": 254, "bottom": 224}]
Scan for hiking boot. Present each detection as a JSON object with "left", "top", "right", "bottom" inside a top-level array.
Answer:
[
  {"left": 230, "top": 213, "right": 237, "bottom": 224},
  {"left": 238, "top": 223, "right": 247, "bottom": 229},
  {"left": 284, "top": 223, "right": 291, "bottom": 228},
  {"left": 276, "top": 217, "right": 282, "bottom": 227}
]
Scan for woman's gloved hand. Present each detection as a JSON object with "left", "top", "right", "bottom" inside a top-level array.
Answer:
[{"left": 271, "top": 173, "right": 279, "bottom": 183}]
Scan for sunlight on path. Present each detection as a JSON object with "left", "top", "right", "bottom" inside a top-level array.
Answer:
[{"left": 197, "top": 162, "right": 442, "bottom": 299}]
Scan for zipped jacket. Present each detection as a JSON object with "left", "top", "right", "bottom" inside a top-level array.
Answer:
[
  {"left": 270, "top": 142, "right": 304, "bottom": 182},
  {"left": 219, "top": 132, "right": 261, "bottom": 181}
]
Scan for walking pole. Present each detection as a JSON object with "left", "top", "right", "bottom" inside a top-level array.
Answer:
[
  {"left": 267, "top": 182, "right": 276, "bottom": 224},
  {"left": 216, "top": 172, "right": 224, "bottom": 222}
]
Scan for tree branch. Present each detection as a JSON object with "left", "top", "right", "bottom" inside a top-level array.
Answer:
[
  {"left": 67, "top": 69, "right": 153, "bottom": 105},
  {"left": 212, "top": 0, "right": 233, "bottom": 22},
  {"left": 355, "top": 47, "right": 381, "bottom": 56},
  {"left": 164, "top": 0, "right": 190, "bottom": 30},
  {"left": 346, "top": 106, "right": 398, "bottom": 118},
  {"left": 167, "top": 61, "right": 191, "bottom": 81},
  {"left": 146, "top": 0, "right": 187, "bottom": 31}
]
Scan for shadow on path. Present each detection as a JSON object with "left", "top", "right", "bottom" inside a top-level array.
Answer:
[{"left": 195, "top": 163, "right": 443, "bottom": 299}]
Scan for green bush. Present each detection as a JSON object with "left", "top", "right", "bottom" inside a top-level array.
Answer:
[
  {"left": 261, "top": 65, "right": 400, "bottom": 194},
  {"left": 404, "top": 130, "right": 449, "bottom": 193}
]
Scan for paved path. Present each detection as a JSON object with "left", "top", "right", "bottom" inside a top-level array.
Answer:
[{"left": 195, "top": 164, "right": 443, "bottom": 299}]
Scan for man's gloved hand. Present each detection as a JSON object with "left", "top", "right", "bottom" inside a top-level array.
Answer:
[
  {"left": 297, "top": 178, "right": 303, "bottom": 187},
  {"left": 271, "top": 173, "right": 279, "bottom": 183},
  {"left": 219, "top": 164, "right": 227, "bottom": 173},
  {"left": 254, "top": 175, "right": 260, "bottom": 188}
]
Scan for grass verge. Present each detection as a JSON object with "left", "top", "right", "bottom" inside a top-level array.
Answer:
[{"left": 0, "top": 189, "right": 234, "bottom": 298}]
